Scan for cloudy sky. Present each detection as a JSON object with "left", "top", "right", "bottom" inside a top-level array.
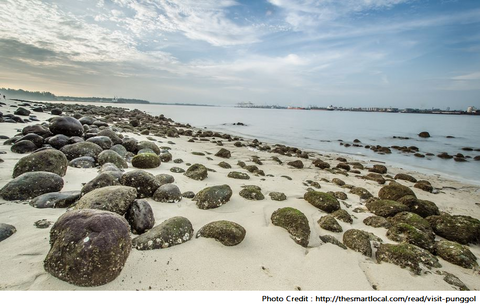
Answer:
[{"left": 0, "top": 0, "right": 479, "bottom": 108}]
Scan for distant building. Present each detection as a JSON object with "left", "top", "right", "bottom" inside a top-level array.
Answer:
[{"left": 466, "top": 106, "right": 476, "bottom": 113}]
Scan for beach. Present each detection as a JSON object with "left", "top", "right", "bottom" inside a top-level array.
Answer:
[{"left": 0, "top": 101, "right": 479, "bottom": 291}]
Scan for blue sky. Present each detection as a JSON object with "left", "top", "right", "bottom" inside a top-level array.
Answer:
[{"left": 0, "top": 0, "right": 479, "bottom": 109}]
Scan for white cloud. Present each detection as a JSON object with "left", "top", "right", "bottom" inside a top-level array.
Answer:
[{"left": 452, "top": 72, "right": 480, "bottom": 80}]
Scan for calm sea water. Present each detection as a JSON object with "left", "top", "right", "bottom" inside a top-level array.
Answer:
[{"left": 56, "top": 102, "right": 480, "bottom": 184}]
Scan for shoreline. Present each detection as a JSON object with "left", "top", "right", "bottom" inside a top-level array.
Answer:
[{"left": 0, "top": 101, "right": 479, "bottom": 291}]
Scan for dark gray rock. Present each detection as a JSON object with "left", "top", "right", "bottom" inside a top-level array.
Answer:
[
  {"left": 44, "top": 209, "right": 131, "bottom": 286},
  {"left": 287, "top": 160, "right": 304, "bottom": 169},
  {"left": 22, "top": 124, "right": 52, "bottom": 138},
  {"left": 0, "top": 223, "right": 16, "bottom": 242},
  {"left": 159, "top": 152, "right": 172, "bottom": 162},
  {"left": 269, "top": 191, "right": 287, "bottom": 201},
  {"left": 17, "top": 133, "right": 43, "bottom": 148},
  {"left": 110, "top": 144, "right": 127, "bottom": 158},
  {"left": 46, "top": 134, "right": 70, "bottom": 149},
  {"left": 196, "top": 220, "right": 246, "bottom": 246},
  {"left": 120, "top": 170, "right": 160, "bottom": 198},
  {"left": 215, "top": 148, "right": 231, "bottom": 159},
  {"left": 152, "top": 183, "right": 182, "bottom": 203},
  {"left": 49, "top": 116, "right": 83, "bottom": 137},
  {"left": 34, "top": 219, "right": 52, "bottom": 229},
  {"left": 30, "top": 191, "right": 81, "bottom": 209},
  {"left": 61, "top": 142, "right": 103, "bottom": 160},
  {"left": 194, "top": 185, "right": 233, "bottom": 209},
  {"left": 74, "top": 186, "right": 137, "bottom": 215},
  {"left": 426, "top": 214, "right": 480, "bottom": 245},
  {"left": 227, "top": 171, "right": 250, "bottom": 180},
  {"left": 184, "top": 163, "right": 208, "bottom": 180},
  {"left": 271, "top": 207, "right": 310, "bottom": 247},
  {"left": 343, "top": 229, "right": 373, "bottom": 257},
  {"left": 132, "top": 216, "right": 193, "bottom": 250},
  {"left": 0, "top": 171, "right": 64, "bottom": 200},
  {"left": 155, "top": 174, "right": 175, "bottom": 185},
  {"left": 319, "top": 235, "right": 347, "bottom": 249},
  {"left": 97, "top": 129, "right": 122, "bottom": 145},
  {"left": 136, "top": 140, "right": 160, "bottom": 155},
  {"left": 69, "top": 156, "right": 96, "bottom": 168},
  {"left": 86, "top": 136, "right": 113, "bottom": 150},
  {"left": 14, "top": 107, "right": 30, "bottom": 116},
  {"left": 239, "top": 185, "right": 264, "bottom": 200},
  {"left": 218, "top": 161, "right": 231, "bottom": 169},
  {"left": 82, "top": 172, "right": 120, "bottom": 195},
  {"left": 79, "top": 116, "right": 95, "bottom": 125},
  {"left": 13, "top": 149, "right": 68, "bottom": 178},
  {"left": 98, "top": 150, "right": 128, "bottom": 169},
  {"left": 125, "top": 199, "right": 155, "bottom": 235},
  {"left": 11, "top": 140, "right": 37, "bottom": 154}
]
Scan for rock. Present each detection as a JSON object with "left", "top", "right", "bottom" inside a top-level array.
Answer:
[
  {"left": 86, "top": 136, "right": 112, "bottom": 150},
  {"left": 49, "top": 116, "right": 83, "bottom": 137},
  {"left": 69, "top": 156, "right": 96, "bottom": 168},
  {"left": 17, "top": 133, "right": 44, "bottom": 147},
  {"left": 74, "top": 186, "right": 137, "bottom": 215},
  {"left": 418, "top": 131, "right": 430, "bottom": 138},
  {"left": 363, "top": 216, "right": 391, "bottom": 228},
  {"left": 336, "top": 163, "right": 350, "bottom": 171},
  {"left": 51, "top": 108, "right": 62, "bottom": 115},
  {"left": 434, "top": 240, "right": 478, "bottom": 269},
  {"left": 61, "top": 142, "right": 103, "bottom": 161},
  {"left": 30, "top": 191, "right": 81, "bottom": 209},
  {"left": 34, "top": 219, "right": 52, "bottom": 229},
  {"left": 318, "top": 215, "right": 342, "bottom": 232},
  {"left": 376, "top": 243, "right": 441, "bottom": 275},
  {"left": 152, "top": 183, "right": 182, "bottom": 203},
  {"left": 155, "top": 174, "right": 175, "bottom": 185},
  {"left": 170, "top": 167, "right": 185, "bottom": 173},
  {"left": 394, "top": 173, "right": 417, "bottom": 183},
  {"left": 79, "top": 116, "right": 95, "bottom": 125},
  {"left": 132, "top": 216, "right": 193, "bottom": 250},
  {"left": 82, "top": 172, "right": 120, "bottom": 195},
  {"left": 378, "top": 182, "right": 416, "bottom": 201},
  {"left": 366, "top": 199, "right": 409, "bottom": 217},
  {"left": 269, "top": 192, "right": 287, "bottom": 201},
  {"left": 414, "top": 181, "right": 433, "bottom": 192},
  {"left": 227, "top": 171, "right": 250, "bottom": 180},
  {"left": 184, "top": 163, "right": 208, "bottom": 180},
  {"left": 239, "top": 185, "right": 265, "bottom": 200},
  {"left": 332, "top": 191, "right": 348, "bottom": 200},
  {"left": 440, "top": 271, "right": 469, "bottom": 291},
  {"left": 370, "top": 164, "right": 387, "bottom": 174},
  {"left": 332, "top": 178, "right": 345, "bottom": 186},
  {"left": 271, "top": 207, "right": 310, "bottom": 247},
  {"left": 215, "top": 148, "right": 231, "bottom": 159},
  {"left": 194, "top": 185, "right": 233, "bottom": 209},
  {"left": 218, "top": 161, "right": 231, "bottom": 169},
  {"left": 131, "top": 153, "right": 161, "bottom": 169},
  {"left": 343, "top": 229, "right": 372, "bottom": 257},
  {"left": 97, "top": 129, "right": 123, "bottom": 145},
  {"left": 120, "top": 170, "right": 160, "bottom": 198},
  {"left": 313, "top": 159, "right": 330, "bottom": 169},
  {"left": 173, "top": 158, "right": 183, "bottom": 164},
  {"left": 304, "top": 191, "right": 340, "bottom": 213},
  {"left": 13, "top": 149, "right": 68, "bottom": 178},
  {"left": 386, "top": 223, "right": 435, "bottom": 252},
  {"left": 44, "top": 209, "right": 131, "bottom": 286},
  {"left": 98, "top": 150, "right": 128, "bottom": 169},
  {"left": 14, "top": 107, "right": 31, "bottom": 116},
  {"left": 47, "top": 134, "right": 70, "bottom": 149},
  {"left": 331, "top": 209, "right": 353, "bottom": 224},
  {"left": 110, "top": 144, "right": 127, "bottom": 158},
  {"left": 288, "top": 160, "right": 304, "bottom": 169},
  {"left": 0, "top": 223, "right": 16, "bottom": 242},
  {"left": 364, "top": 173, "right": 386, "bottom": 184},
  {"left": 426, "top": 214, "right": 480, "bottom": 245},
  {"left": 389, "top": 211, "right": 432, "bottom": 233},
  {"left": 22, "top": 124, "right": 52, "bottom": 138},
  {"left": 137, "top": 141, "right": 160, "bottom": 155},
  {"left": 0, "top": 172, "right": 64, "bottom": 200},
  {"left": 196, "top": 220, "right": 246, "bottom": 246},
  {"left": 125, "top": 199, "right": 155, "bottom": 235},
  {"left": 350, "top": 187, "right": 373, "bottom": 200},
  {"left": 319, "top": 235, "right": 347, "bottom": 249},
  {"left": 397, "top": 195, "right": 439, "bottom": 217},
  {"left": 158, "top": 152, "right": 171, "bottom": 163},
  {"left": 182, "top": 191, "right": 195, "bottom": 198},
  {"left": 11, "top": 140, "right": 37, "bottom": 154}
]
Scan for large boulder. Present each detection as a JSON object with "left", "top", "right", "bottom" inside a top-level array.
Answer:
[
  {"left": 378, "top": 182, "right": 416, "bottom": 201},
  {"left": 386, "top": 223, "right": 435, "bottom": 252},
  {"left": 49, "top": 116, "right": 84, "bottom": 137},
  {"left": 22, "top": 124, "right": 52, "bottom": 138},
  {"left": 426, "top": 214, "right": 480, "bottom": 245},
  {"left": 132, "top": 216, "right": 193, "bottom": 250},
  {"left": 97, "top": 129, "right": 123, "bottom": 145},
  {"left": 366, "top": 199, "right": 409, "bottom": 217},
  {"left": 120, "top": 170, "right": 160, "bottom": 198},
  {"left": 125, "top": 199, "right": 155, "bottom": 235},
  {"left": 11, "top": 140, "right": 37, "bottom": 154},
  {"left": 184, "top": 164, "right": 208, "bottom": 180},
  {"left": 304, "top": 191, "right": 340, "bottom": 213},
  {"left": 86, "top": 136, "right": 113, "bottom": 150},
  {"left": 60, "top": 142, "right": 103, "bottom": 161},
  {"left": 47, "top": 134, "right": 70, "bottom": 149},
  {"left": 194, "top": 185, "right": 233, "bottom": 209},
  {"left": 30, "top": 191, "right": 81, "bottom": 209},
  {"left": 131, "top": 153, "right": 161, "bottom": 169},
  {"left": 271, "top": 207, "right": 310, "bottom": 247},
  {"left": 17, "top": 133, "right": 44, "bottom": 148},
  {"left": 343, "top": 229, "right": 373, "bottom": 257},
  {"left": 434, "top": 240, "right": 478, "bottom": 269},
  {"left": 136, "top": 141, "right": 160, "bottom": 155},
  {"left": 44, "top": 209, "right": 131, "bottom": 286},
  {"left": 12, "top": 149, "right": 68, "bottom": 178},
  {"left": 376, "top": 243, "right": 441, "bottom": 275},
  {"left": 152, "top": 183, "right": 182, "bottom": 203},
  {"left": 0, "top": 172, "right": 64, "bottom": 200},
  {"left": 0, "top": 223, "right": 16, "bottom": 242},
  {"left": 81, "top": 172, "right": 120, "bottom": 195},
  {"left": 397, "top": 195, "right": 439, "bottom": 217},
  {"left": 196, "top": 220, "right": 246, "bottom": 246},
  {"left": 98, "top": 150, "right": 128, "bottom": 169},
  {"left": 74, "top": 186, "right": 137, "bottom": 215}
]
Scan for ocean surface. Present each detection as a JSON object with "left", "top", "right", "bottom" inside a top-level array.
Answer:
[{"left": 55, "top": 101, "right": 480, "bottom": 184}]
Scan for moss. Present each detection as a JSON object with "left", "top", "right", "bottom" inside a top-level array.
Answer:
[
  {"left": 131, "top": 153, "right": 161, "bottom": 169},
  {"left": 239, "top": 185, "right": 264, "bottom": 200},
  {"left": 196, "top": 220, "right": 246, "bottom": 246},
  {"left": 376, "top": 243, "right": 440, "bottom": 275},
  {"left": 271, "top": 207, "right": 310, "bottom": 247},
  {"left": 304, "top": 191, "right": 340, "bottom": 213}
]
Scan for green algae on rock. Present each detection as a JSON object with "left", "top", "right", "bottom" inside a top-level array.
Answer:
[{"left": 271, "top": 207, "right": 310, "bottom": 247}]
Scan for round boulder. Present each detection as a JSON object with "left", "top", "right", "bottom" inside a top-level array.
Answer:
[
  {"left": 0, "top": 223, "right": 16, "bottom": 242},
  {"left": 271, "top": 207, "right": 310, "bottom": 247},
  {"left": 239, "top": 185, "right": 264, "bottom": 200},
  {"left": 304, "top": 191, "right": 340, "bottom": 213},
  {"left": 366, "top": 199, "right": 409, "bottom": 217},
  {"left": 196, "top": 220, "right": 246, "bottom": 246},
  {"left": 98, "top": 150, "right": 128, "bottom": 169},
  {"left": 49, "top": 116, "right": 84, "bottom": 137},
  {"left": 131, "top": 153, "right": 161, "bottom": 169},
  {"left": 125, "top": 199, "right": 155, "bottom": 235},
  {"left": 132, "top": 216, "right": 193, "bottom": 250},
  {"left": 60, "top": 142, "right": 103, "bottom": 161},
  {"left": 152, "top": 183, "right": 182, "bottom": 203},
  {"left": 74, "top": 186, "right": 137, "bottom": 215},
  {"left": 155, "top": 174, "right": 175, "bottom": 185},
  {"left": 86, "top": 136, "right": 113, "bottom": 150},
  {"left": 11, "top": 140, "right": 37, "bottom": 154},
  {"left": 184, "top": 163, "right": 208, "bottom": 181},
  {"left": 378, "top": 182, "right": 416, "bottom": 201},
  {"left": 318, "top": 215, "right": 342, "bottom": 232},
  {"left": 0, "top": 171, "right": 64, "bottom": 200},
  {"left": 194, "top": 185, "right": 233, "bottom": 209},
  {"left": 343, "top": 229, "right": 373, "bottom": 257},
  {"left": 13, "top": 149, "right": 68, "bottom": 178},
  {"left": 426, "top": 214, "right": 480, "bottom": 245},
  {"left": 81, "top": 172, "right": 120, "bottom": 195},
  {"left": 434, "top": 240, "right": 478, "bottom": 269},
  {"left": 120, "top": 170, "right": 160, "bottom": 198}
]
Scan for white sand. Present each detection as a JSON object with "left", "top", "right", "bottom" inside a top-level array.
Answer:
[{"left": 0, "top": 104, "right": 479, "bottom": 291}]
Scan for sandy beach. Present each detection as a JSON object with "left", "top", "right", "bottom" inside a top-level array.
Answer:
[{"left": 0, "top": 101, "right": 479, "bottom": 291}]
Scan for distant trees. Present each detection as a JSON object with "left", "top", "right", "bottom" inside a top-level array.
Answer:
[{"left": 0, "top": 88, "right": 57, "bottom": 100}]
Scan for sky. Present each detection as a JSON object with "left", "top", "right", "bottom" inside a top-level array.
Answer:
[{"left": 0, "top": 0, "right": 479, "bottom": 109}]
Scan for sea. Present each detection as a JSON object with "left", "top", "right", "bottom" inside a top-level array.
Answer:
[{"left": 54, "top": 101, "right": 480, "bottom": 184}]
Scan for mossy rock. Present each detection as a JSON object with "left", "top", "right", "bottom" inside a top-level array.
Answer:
[
  {"left": 159, "top": 152, "right": 172, "bottom": 162},
  {"left": 343, "top": 229, "right": 372, "bottom": 257},
  {"left": 170, "top": 167, "right": 185, "bottom": 173},
  {"left": 376, "top": 243, "right": 441, "bottom": 275},
  {"left": 239, "top": 185, "right": 264, "bottom": 200},
  {"left": 184, "top": 163, "right": 208, "bottom": 180},
  {"left": 386, "top": 223, "right": 435, "bottom": 252},
  {"left": 378, "top": 182, "right": 416, "bottom": 201},
  {"left": 318, "top": 215, "right": 342, "bottom": 232},
  {"left": 214, "top": 148, "right": 231, "bottom": 159},
  {"left": 132, "top": 216, "right": 193, "bottom": 250},
  {"left": 304, "top": 191, "right": 340, "bottom": 213},
  {"left": 193, "top": 185, "right": 233, "bottom": 209},
  {"left": 397, "top": 195, "right": 439, "bottom": 217},
  {"left": 434, "top": 240, "right": 478, "bottom": 269},
  {"left": 332, "top": 178, "right": 345, "bottom": 186},
  {"left": 271, "top": 207, "right": 310, "bottom": 247},
  {"left": 366, "top": 199, "right": 409, "bottom": 217},
  {"left": 152, "top": 183, "right": 182, "bottom": 203},
  {"left": 98, "top": 150, "right": 128, "bottom": 169},
  {"left": 319, "top": 235, "right": 347, "bottom": 250},
  {"left": 388, "top": 212, "right": 432, "bottom": 233},
  {"left": 363, "top": 216, "right": 391, "bottom": 228},
  {"left": 120, "top": 170, "right": 160, "bottom": 198},
  {"left": 269, "top": 192, "right": 287, "bottom": 201},
  {"left": 131, "top": 153, "right": 161, "bottom": 169},
  {"left": 13, "top": 149, "right": 68, "bottom": 178},
  {"left": 350, "top": 187, "right": 373, "bottom": 200},
  {"left": 196, "top": 220, "right": 246, "bottom": 246},
  {"left": 227, "top": 171, "right": 250, "bottom": 180},
  {"left": 60, "top": 142, "right": 103, "bottom": 161},
  {"left": 426, "top": 214, "right": 480, "bottom": 245},
  {"left": 137, "top": 141, "right": 160, "bottom": 155},
  {"left": 218, "top": 161, "right": 231, "bottom": 169},
  {"left": 331, "top": 209, "right": 353, "bottom": 224},
  {"left": 82, "top": 172, "right": 120, "bottom": 195},
  {"left": 287, "top": 160, "right": 304, "bottom": 169},
  {"left": 155, "top": 173, "right": 175, "bottom": 185},
  {"left": 394, "top": 173, "right": 417, "bottom": 183},
  {"left": 414, "top": 181, "right": 433, "bottom": 192},
  {"left": 364, "top": 173, "right": 386, "bottom": 184},
  {"left": 74, "top": 186, "right": 137, "bottom": 215},
  {"left": 0, "top": 171, "right": 64, "bottom": 201}
]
